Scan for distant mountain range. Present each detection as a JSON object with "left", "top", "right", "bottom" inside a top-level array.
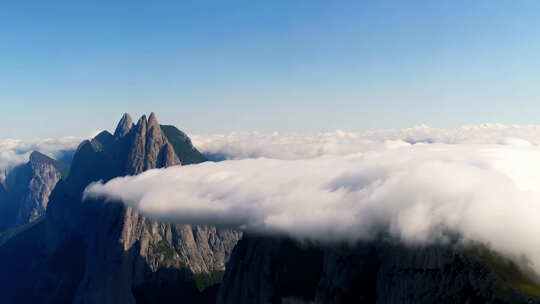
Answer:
[{"left": 0, "top": 113, "right": 539, "bottom": 304}]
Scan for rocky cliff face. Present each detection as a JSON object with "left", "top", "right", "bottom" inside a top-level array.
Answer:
[
  {"left": 0, "top": 151, "right": 68, "bottom": 232},
  {"left": 17, "top": 151, "right": 68, "bottom": 225},
  {"left": 0, "top": 113, "right": 240, "bottom": 304},
  {"left": 218, "top": 235, "right": 540, "bottom": 304}
]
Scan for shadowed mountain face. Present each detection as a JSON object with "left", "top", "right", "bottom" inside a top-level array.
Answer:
[
  {"left": 0, "top": 113, "right": 240, "bottom": 304},
  {"left": 0, "top": 151, "right": 68, "bottom": 232},
  {"left": 218, "top": 236, "right": 540, "bottom": 304},
  {"left": 160, "top": 125, "right": 207, "bottom": 165}
]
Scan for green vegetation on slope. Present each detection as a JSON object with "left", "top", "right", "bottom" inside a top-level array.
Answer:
[
  {"left": 466, "top": 243, "right": 540, "bottom": 298},
  {"left": 192, "top": 270, "right": 225, "bottom": 292},
  {"left": 154, "top": 240, "right": 177, "bottom": 260}
]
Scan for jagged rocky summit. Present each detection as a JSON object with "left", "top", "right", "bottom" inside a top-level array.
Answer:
[{"left": 0, "top": 113, "right": 241, "bottom": 304}]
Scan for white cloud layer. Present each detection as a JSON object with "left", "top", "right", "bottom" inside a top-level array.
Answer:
[
  {"left": 192, "top": 124, "right": 540, "bottom": 160},
  {"left": 86, "top": 137, "right": 540, "bottom": 272},
  {"left": 0, "top": 136, "right": 84, "bottom": 170}
]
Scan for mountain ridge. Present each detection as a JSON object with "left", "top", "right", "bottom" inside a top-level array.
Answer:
[{"left": 0, "top": 113, "right": 240, "bottom": 304}]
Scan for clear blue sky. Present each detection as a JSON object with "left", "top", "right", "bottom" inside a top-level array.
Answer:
[{"left": 2, "top": 1, "right": 540, "bottom": 138}]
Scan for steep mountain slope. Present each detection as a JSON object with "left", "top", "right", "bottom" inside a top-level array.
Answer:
[
  {"left": 0, "top": 151, "right": 68, "bottom": 232},
  {"left": 218, "top": 235, "right": 540, "bottom": 304},
  {"left": 0, "top": 113, "right": 240, "bottom": 304},
  {"left": 160, "top": 125, "right": 207, "bottom": 165}
]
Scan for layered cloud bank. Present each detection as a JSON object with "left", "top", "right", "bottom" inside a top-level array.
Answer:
[
  {"left": 86, "top": 134, "right": 540, "bottom": 271},
  {"left": 192, "top": 124, "right": 540, "bottom": 160},
  {"left": 0, "top": 137, "right": 84, "bottom": 170}
]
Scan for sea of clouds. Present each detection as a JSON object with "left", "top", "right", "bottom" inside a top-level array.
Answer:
[
  {"left": 6, "top": 124, "right": 540, "bottom": 271},
  {"left": 191, "top": 124, "right": 540, "bottom": 160},
  {"left": 84, "top": 124, "right": 540, "bottom": 272}
]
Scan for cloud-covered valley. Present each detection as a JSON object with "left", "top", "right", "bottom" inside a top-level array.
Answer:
[{"left": 86, "top": 125, "right": 540, "bottom": 272}]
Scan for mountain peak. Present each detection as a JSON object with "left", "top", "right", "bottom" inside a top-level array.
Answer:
[
  {"left": 29, "top": 151, "right": 54, "bottom": 164},
  {"left": 126, "top": 113, "right": 178, "bottom": 174},
  {"left": 94, "top": 130, "right": 114, "bottom": 144},
  {"left": 114, "top": 113, "right": 133, "bottom": 138},
  {"left": 148, "top": 112, "right": 159, "bottom": 128},
  {"left": 29, "top": 151, "right": 70, "bottom": 178},
  {"left": 136, "top": 115, "right": 148, "bottom": 132}
]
